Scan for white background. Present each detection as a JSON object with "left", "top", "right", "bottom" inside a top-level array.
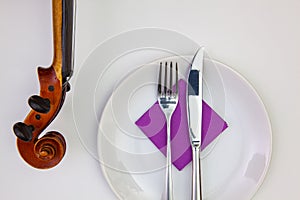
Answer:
[{"left": 0, "top": 0, "right": 299, "bottom": 199}]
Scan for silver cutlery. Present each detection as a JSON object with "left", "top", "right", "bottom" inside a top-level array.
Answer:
[
  {"left": 187, "top": 48, "right": 204, "bottom": 200},
  {"left": 157, "top": 61, "right": 179, "bottom": 200}
]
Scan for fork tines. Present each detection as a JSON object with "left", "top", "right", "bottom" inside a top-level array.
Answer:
[{"left": 158, "top": 62, "right": 178, "bottom": 97}]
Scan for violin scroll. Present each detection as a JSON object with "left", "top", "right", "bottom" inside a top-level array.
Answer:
[
  {"left": 34, "top": 131, "right": 66, "bottom": 161},
  {"left": 16, "top": 130, "right": 66, "bottom": 169}
]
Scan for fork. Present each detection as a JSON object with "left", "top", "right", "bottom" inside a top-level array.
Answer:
[{"left": 157, "top": 61, "right": 179, "bottom": 200}]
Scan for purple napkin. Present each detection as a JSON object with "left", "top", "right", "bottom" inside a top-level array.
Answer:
[{"left": 135, "top": 80, "right": 228, "bottom": 171}]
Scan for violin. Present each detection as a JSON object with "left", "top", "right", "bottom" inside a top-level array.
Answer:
[{"left": 13, "top": 0, "right": 76, "bottom": 169}]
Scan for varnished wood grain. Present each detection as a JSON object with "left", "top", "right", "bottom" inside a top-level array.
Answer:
[{"left": 16, "top": 0, "right": 71, "bottom": 169}]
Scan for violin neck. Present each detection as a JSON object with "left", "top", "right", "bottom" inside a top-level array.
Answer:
[{"left": 52, "top": 0, "right": 75, "bottom": 83}]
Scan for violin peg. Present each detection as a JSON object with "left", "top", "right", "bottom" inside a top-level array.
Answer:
[
  {"left": 28, "top": 95, "right": 50, "bottom": 113},
  {"left": 13, "top": 122, "right": 34, "bottom": 142}
]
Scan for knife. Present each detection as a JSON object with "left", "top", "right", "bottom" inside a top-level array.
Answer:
[{"left": 187, "top": 47, "right": 204, "bottom": 200}]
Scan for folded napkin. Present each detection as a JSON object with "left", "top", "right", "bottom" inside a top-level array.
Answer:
[{"left": 135, "top": 80, "right": 228, "bottom": 171}]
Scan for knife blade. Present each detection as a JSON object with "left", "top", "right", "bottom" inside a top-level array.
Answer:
[
  {"left": 187, "top": 47, "right": 204, "bottom": 200},
  {"left": 188, "top": 47, "right": 204, "bottom": 145}
]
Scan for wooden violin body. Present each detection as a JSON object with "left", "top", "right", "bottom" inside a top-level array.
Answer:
[{"left": 13, "top": 0, "right": 75, "bottom": 169}]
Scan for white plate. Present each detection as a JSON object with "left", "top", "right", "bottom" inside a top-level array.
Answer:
[
  {"left": 73, "top": 28, "right": 272, "bottom": 199},
  {"left": 97, "top": 56, "right": 272, "bottom": 200}
]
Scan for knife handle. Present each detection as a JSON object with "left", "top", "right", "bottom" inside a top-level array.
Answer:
[{"left": 192, "top": 144, "right": 202, "bottom": 200}]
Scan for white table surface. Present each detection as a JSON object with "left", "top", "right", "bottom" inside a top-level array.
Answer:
[{"left": 1, "top": 0, "right": 299, "bottom": 199}]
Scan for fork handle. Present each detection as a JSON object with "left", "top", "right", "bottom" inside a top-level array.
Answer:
[
  {"left": 192, "top": 145, "right": 202, "bottom": 200},
  {"left": 163, "top": 117, "right": 173, "bottom": 200}
]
